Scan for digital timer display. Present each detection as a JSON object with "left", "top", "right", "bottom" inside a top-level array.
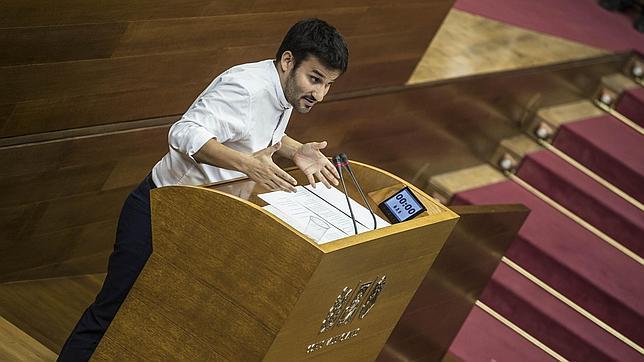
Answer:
[{"left": 379, "top": 187, "right": 426, "bottom": 223}]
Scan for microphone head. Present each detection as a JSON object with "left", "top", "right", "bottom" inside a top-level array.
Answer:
[
  {"left": 339, "top": 153, "right": 349, "bottom": 162},
  {"left": 332, "top": 155, "right": 343, "bottom": 166}
]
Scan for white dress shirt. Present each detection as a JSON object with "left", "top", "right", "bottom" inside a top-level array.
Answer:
[{"left": 152, "top": 59, "right": 293, "bottom": 187}]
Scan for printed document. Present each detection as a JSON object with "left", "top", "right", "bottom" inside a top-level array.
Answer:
[{"left": 259, "top": 182, "right": 390, "bottom": 244}]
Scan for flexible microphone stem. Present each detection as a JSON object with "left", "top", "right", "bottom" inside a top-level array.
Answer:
[
  {"left": 340, "top": 153, "right": 378, "bottom": 230},
  {"left": 334, "top": 156, "right": 358, "bottom": 235}
]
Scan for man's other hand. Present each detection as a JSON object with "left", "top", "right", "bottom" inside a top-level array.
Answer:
[
  {"left": 243, "top": 142, "right": 297, "bottom": 192},
  {"left": 293, "top": 141, "right": 339, "bottom": 188}
]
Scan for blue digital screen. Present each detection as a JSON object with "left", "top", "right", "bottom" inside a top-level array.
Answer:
[{"left": 383, "top": 188, "right": 424, "bottom": 222}]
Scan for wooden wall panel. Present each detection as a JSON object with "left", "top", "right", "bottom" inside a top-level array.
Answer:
[
  {"left": 0, "top": 9, "right": 366, "bottom": 66},
  {"left": 347, "top": 32, "right": 432, "bottom": 65},
  {"left": 355, "top": 3, "right": 448, "bottom": 35},
  {"left": 2, "top": 87, "right": 193, "bottom": 137},
  {"left": 3, "top": 0, "right": 444, "bottom": 28},
  {"left": 0, "top": 1, "right": 254, "bottom": 27},
  {"left": 0, "top": 3, "right": 448, "bottom": 68},
  {"left": 0, "top": 204, "right": 41, "bottom": 248},
  {"left": 0, "top": 50, "right": 231, "bottom": 104},
  {"left": 1, "top": 126, "right": 168, "bottom": 177},
  {"left": 4, "top": 252, "right": 110, "bottom": 283},
  {"left": 0, "top": 162, "right": 114, "bottom": 207},
  {"left": 0, "top": 23, "right": 128, "bottom": 66},
  {"left": 333, "top": 59, "right": 421, "bottom": 93},
  {"left": 0, "top": 34, "right": 421, "bottom": 105},
  {"left": 0, "top": 191, "right": 126, "bottom": 278},
  {"left": 0, "top": 142, "right": 69, "bottom": 177},
  {"left": 250, "top": 0, "right": 370, "bottom": 13},
  {"left": 31, "top": 188, "right": 128, "bottom": 236},
  {"left": 0, "top": 125, "right": 169, "bottom": 280},
  {"left": 1, "top": 230, "right": 113, "bottom": 283},
  {"left": 1, "top": 31, "right": 430, "bottom": 136},
  {"left": 3, "top": 226, "right": 92, "bottom": 277},
  {"left": 111, "top": 9, "right": 366, "bottom": 58},
  {"left": 0, "top": 104, "right": 14, "bottom": 135}
]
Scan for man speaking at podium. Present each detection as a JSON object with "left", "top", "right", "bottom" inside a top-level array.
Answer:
[{"left": 59, "top": 18, "right": 348, "bottom": 360}]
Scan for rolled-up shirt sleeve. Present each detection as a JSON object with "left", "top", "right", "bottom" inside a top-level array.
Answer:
[{"left": 168, "top": 78, "right": 251, "bottom": 162}]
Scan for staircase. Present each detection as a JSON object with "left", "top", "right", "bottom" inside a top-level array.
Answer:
[{"left": 434, "top": 70, "right": 644, "bottom": 360}]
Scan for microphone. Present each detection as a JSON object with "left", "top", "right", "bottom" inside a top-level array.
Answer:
[
  {"left": 333, "top": 155, "right": 358, "bottom": 235},
  {"left": 339, "top": 153, "right": 378, "bottom": 230}
]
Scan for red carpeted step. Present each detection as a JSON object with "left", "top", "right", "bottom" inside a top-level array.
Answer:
[
  {"left": 477, "top": 263, "right": 642, "bottom": 361},
  {"left": 452, "top": 180, "right": 644, "bottom": 347},
  {"left": 553, "top": 114, "right": 644, "bottom": 203},
  {"left": 615, "top": 87, "right": 644, "bottom": 127},
  {"left": 516, "top": 149, "right": 643, "bottom": 257},
  {"left": 448, "top": 304, "right": 555, "bottom": 362}
]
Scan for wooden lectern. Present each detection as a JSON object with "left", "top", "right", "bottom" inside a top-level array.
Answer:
[{"left": 93, "top": 162, "right": 459, "bottom": 361}]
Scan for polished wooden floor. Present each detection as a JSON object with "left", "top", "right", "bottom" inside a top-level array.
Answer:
[
  {"left": 0, "top": 316, "right": 56, "bottom": 361},
  {"left": 0, "top": 274, "right": 106, "bottom": 360},
  {"left": 409, "top": 9, "right": 608, "bottom": 84}
]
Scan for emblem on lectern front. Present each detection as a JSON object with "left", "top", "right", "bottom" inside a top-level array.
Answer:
[
  {"left": 319, "top": 286, "right": 354, "bottom": 333},
  {"left": 319, "top": 275, "right": 387, "bottom": 333},
  {"left": 359, "top": 275, "right": 386, "bottom": 318},
  {"left": 306, "top": 275, "right": 387, "bottom": 354}
]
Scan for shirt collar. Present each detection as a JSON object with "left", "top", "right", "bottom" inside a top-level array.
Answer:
[{"left": 270, "top": 60, "right": 292, "bottom": 110}]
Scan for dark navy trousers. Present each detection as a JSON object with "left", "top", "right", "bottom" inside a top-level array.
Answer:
[{"left": 58, "top": 174, "right": 156, "bottom": 361}]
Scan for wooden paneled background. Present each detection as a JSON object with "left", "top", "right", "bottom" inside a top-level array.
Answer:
[{"left": 0, "top": 1, "right": 454, "bottom": 281}]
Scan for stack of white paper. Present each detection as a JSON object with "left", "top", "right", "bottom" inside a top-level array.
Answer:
[{"left": 259, "top": 182, "right": 390, "bottom": 244}]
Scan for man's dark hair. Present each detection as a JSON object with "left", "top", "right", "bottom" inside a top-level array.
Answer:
[{"left": 276, "top": 18, "right": 349, "bottom": 73}]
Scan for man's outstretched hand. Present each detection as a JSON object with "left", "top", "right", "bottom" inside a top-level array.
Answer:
[
  {"left": 293, "top": 141, "right": 340, "bottom": 188},
  {"left": 242, "top": 142, "right": 297, "bottom": 192}
]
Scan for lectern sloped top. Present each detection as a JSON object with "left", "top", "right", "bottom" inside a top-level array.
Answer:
[{"left": 93, "top": 161, "right": 459, "bottom": 361}]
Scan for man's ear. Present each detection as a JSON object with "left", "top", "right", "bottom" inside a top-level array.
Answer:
[{"left": 279, "top": 51, "right": 294, "bottom": 73}]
